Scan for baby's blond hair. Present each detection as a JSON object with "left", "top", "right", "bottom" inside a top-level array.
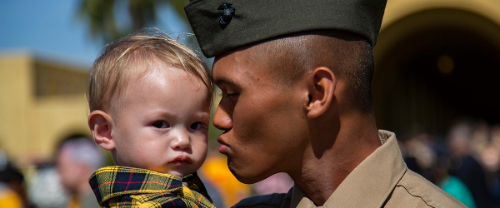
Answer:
[{"left": 87, "top": 28, "right": 212, "bottom": 112}]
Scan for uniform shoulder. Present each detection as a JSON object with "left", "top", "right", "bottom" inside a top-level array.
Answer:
[
  {"left": 232, "top": 192, "right": 290, "bottom": 208},
  {"left": 390, "top": 170, "right": 466, "bottom": 208}
]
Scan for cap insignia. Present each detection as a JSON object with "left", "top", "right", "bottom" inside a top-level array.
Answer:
[{"left": 218, "top": 3, "right": 235, "bottom": 30}]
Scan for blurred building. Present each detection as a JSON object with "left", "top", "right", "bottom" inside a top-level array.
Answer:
[
  {"left": 374, "top": 0, "right": 500, "bottom": 136},
  {"left": 0, "top": 51, "right": 90, "bottom": 166}
]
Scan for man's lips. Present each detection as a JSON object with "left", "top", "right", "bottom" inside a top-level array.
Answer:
[
  {"left": 217, "top": 136, "right": 230, "bottom": 154},
  {"left": 170, "top": 155, "right": 193, "bottom": 164}
]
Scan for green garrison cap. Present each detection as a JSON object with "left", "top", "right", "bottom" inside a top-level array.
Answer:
[{"left": 185, "top": 0, "right": 387, "bottom": 58}]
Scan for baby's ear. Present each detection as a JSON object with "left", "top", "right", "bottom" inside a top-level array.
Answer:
[{"left": 88, "top": 110, "right": 115, "bottom": 151}]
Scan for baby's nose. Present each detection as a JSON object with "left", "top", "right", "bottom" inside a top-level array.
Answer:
[{"left": 171, "top": 129, "right": 191, "bottom": 150}]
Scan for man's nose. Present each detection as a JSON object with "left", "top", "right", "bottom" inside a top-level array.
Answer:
[
  {"left": 213, "top": 104, "right": 232, "bottom": 132},
  {"left": 171, "top": 129, "right": 191, "bottom": 150}
]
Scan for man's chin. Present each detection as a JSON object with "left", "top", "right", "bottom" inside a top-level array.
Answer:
[
  {"left": 234, "top": 175, "right": 261, "bottom": 184},
  {"left": 229, "top": 165, "right": 272, "bottom": 184}
]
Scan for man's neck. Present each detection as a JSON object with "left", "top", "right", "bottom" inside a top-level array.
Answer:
[{"left": 290, "top": 114, "right": 381, "bottom": 206}]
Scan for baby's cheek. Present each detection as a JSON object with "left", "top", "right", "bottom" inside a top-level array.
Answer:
[{"left": 193, "top": 138, "right": 208, "bottom": 161}]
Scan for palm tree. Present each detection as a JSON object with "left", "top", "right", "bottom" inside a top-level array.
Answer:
[{"left": 77, "top": 0, "right": 189, "bottom": 42}]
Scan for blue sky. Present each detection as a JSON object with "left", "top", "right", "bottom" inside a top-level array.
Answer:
[{"left": 0, "top": 0, "right": 189, "bottom": 69}]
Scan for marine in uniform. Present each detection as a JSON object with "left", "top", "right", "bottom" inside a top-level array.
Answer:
[{"left": 184, "top": 1, "right": 466, "bottom": 207}]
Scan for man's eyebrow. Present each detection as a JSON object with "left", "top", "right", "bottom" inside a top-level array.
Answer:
[{"left": 214, "top": 77, "right": 237, "bottom": 87}]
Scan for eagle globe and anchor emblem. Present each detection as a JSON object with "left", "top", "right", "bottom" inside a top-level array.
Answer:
[{"left": 218, "top": 3, "right": 235, "bottom": 29}]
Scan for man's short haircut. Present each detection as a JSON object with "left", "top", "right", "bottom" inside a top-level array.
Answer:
[
  {"left": 87, "top": 28, "right": 212, "bottom": 112},
  {"left": 252, "top": 30, "right": 374, "bottom": 114},
  {"left": 57, "top": 135, "right": 104, "bottom": 171}
]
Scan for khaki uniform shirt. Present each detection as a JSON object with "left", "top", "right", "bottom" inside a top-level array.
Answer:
[{"left": 233, "top": 130, "right": 465, "bottom": 208}]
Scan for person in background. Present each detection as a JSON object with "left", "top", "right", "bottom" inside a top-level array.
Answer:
[
  {"left": 448, "top": 122, "right": 494, "bottom": 208},
  {"left": 435, "top": 156, "right": 477, "bottom": 208},
  {"left": 403, "top": 134, "right": 438, "bottom": 182},
  {"left": 485, "top": 125, "right": 500, "bottom": 172},
  {"left": 253, "top": 173, "right": 294, "bottom": 196},
  {"left": 28, "top": 166, "right": 69, "bottom": 208},
  {"left": 0, "top": 150, "right": 26, "bottom": 208},
  {"left": 201, "top": 153, "right": 251, "bottom": 207},
  {"left": 56, "top": 135, "right": 104, "bottom": 208}
]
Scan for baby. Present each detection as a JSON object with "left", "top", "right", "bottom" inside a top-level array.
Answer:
[{"left": 86, "top": 28, "right": 214, "bottom": 208}]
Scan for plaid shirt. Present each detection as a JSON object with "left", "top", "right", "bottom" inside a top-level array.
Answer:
[{"left": 89, "top": 166, "right": 215, "bottom": 208}]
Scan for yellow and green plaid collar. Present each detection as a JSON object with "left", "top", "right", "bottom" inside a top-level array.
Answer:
[{"left": 89, "top": 166, "right": 215, "bottom": 208}]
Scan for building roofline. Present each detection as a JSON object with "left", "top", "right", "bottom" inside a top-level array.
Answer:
[{"left": 0, "top": 48, "right": 92, "bottom": 71}]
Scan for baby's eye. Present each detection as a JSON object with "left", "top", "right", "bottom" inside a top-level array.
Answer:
[
  {"left": 152, "top": 121, "right": 169, "bottom": 128},
  {"left": 190, "top": 122, "right": 205, "bottom": 130}
]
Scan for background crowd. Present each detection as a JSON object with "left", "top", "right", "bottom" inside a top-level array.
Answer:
[
  {"left": 0, "top": 133, "right": 294, "bottom": 208},
  {"left": 400, "top": 120, "right": 500, "bottom": 208},
  {"left": 0, "top": 118, "right": 498, "bottom": 208}
]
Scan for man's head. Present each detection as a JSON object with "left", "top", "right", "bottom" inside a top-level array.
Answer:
[
  {"left": 185, "top": 0, "right": 386, "bottom": 183},
  {"left": 87, "top": 28, "right": 212, "bottom": 176},
  {"left": 245, "top": 30, "right": 375, "bottom": 113},
  {"left": 56, "top": 136, "right": 104, "bottom": 193},
  {"left": 212, "top": 31, "right": 375, "bottom": 183},
  {"left": 448, "top": 122, "right": 473, "bottom": 157}
]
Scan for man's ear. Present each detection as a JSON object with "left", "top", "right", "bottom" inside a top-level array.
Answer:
[
  {"left": 305, "top": 67, "right": 336, "bottom": 118},
  {"left": 88, "top": 110, "right": 115, "bottom": 151}
]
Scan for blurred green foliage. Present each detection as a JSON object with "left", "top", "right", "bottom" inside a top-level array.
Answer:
[{"left": 77, "top": 0, "right": 189, "bottom": 42}]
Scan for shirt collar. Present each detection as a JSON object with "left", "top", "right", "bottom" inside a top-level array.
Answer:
[
  {"left": 89, "top": 166, "right": 193, "bottom": 205},
  {"left": 291, "top": 130, "right": 408, "bottom": 208}
]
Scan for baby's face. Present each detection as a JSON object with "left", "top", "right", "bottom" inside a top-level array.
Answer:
[{"left": 109, "top": 64, "right": 210, "bottom": 177}]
